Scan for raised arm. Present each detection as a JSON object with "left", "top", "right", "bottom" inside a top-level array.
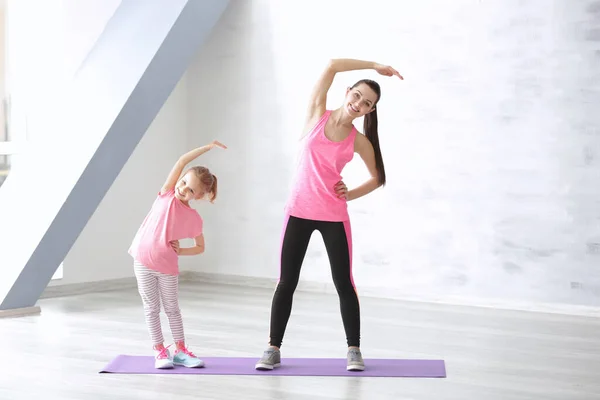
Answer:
[
  {"left": 304, "top": 59, "right": 403, "bottom": 132},
  {"left": 305, "top": 59, "right": 374, "bottom": 125},
  {"left": 160, "top": 140, "right": 227, "bottom": 195}
]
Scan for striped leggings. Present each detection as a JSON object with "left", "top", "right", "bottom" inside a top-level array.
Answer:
[{"left": 134, "top": 261, "right": 185, "bottom": 346}]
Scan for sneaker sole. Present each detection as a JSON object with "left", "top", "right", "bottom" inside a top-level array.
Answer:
[
  {"left": 173, "top": 361, "right": 205, "bottom": 368},
  {"left": 255, "top": 362, "right": 281, "bottom": 371},
  {"left": 346, "top": 365, "right": 365, "bottom": 371}
]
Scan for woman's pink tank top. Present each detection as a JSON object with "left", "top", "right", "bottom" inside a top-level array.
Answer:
[{"left": 285, "top": 110, "right": 357, "bottom": 222}]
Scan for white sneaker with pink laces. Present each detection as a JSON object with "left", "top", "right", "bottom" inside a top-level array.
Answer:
[
  {"left": 154, "top": 347, "right": 174, "bottom": 369},
  {"left": 173, "top": 346, "right": 205, "bottom": 368}
]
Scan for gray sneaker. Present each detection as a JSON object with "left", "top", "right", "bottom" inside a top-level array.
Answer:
[
  {"left": 347, "top": 348, "right": 365, "bottom": 371},
  {"left": 255, "top": 346, "right": 281, "bottom": 370}
]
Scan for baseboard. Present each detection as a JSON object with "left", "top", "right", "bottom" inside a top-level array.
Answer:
[
  {"left": 38, "top": 271, "right": 600, "bottom": 318},
  {"left": 0, "top": 306, "right": 41, "bottom": 318},
  {"left": 357, "top": 287, "right": 600, "bottom": 318},
  {"left": 181, "top": 270, "right": 277, "bottom": 289},
  {"left": 182, "top": 271, "right": 337, "bottom": 294},
  {"left": 41, "top": 277, "right": 139, "bottom": 299},
  {"left": 183, "top": 271, "right": 600, "bottom": 318}
]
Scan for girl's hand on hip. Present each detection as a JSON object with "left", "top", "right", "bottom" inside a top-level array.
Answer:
[{"left": 170, "top": 240, "right": 180, "bottom": 254}]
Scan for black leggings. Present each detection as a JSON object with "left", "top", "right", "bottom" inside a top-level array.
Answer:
[{"left": 269, "top": 215, "right": 360, "bottom": 348}]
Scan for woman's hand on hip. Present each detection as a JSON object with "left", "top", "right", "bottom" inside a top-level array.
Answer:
[{"left": 335, "top": 180, "right": 348, "bottom": 200}]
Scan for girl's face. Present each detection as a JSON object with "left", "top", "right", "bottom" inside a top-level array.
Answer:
[
  {"left": 343, "top": 83, "right": 378, "bottom": 118},
  {"left": 175, "top": 171, "right": 204, "bottom": 203}
]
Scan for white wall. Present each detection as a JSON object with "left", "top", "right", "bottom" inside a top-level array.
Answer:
[
  {"left": 182, "top": 0, "right": 600, "bottom": 308},
  {"left": 28, "top": 0, "right": 226, "bottom": 295},
  {"left": 56, "top": 74, "right": 189, "bottom": 285},
  {"left": 2, "top": 0, "right": 119, "bottom": 285},
  {"left": 54, "top": 0, "right": 600, "bottom": 310},
  {"left": 0, "top": 7, "right": 6, "bottom": 138},
  {"left": 5, "top": 0, "right": 121, "bottom": 143}
]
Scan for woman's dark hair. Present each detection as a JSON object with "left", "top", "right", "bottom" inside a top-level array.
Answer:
[{"left": 351, "top": 79, "right": 386, "bottom": 186}]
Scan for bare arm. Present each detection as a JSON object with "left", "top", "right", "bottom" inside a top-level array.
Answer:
[
  {"left": 177, "top": 234, "right": 205, "bottom": 256},
  {"left": 160, "top": 140, "right": 227, "bottom": 195},
  {"left": 346, "top": 134, "right": 382, "bottom": 201},
  {"left": 306, "top": 59, "right": 377, "bottom": 121},
  {"left": 304, "top": 59, "right": 403, "bottom": 135}
]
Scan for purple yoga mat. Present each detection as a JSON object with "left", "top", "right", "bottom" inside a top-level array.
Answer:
[{"left": 100, "top": 355, "right": 446, "bottom": 378}]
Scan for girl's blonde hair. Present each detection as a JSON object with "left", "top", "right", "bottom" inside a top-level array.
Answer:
[{"left": 189, "top": 166, "right": 218, "bottom": 202}]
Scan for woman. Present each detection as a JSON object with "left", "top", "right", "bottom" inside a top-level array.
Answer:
[{"left": 255, "top": 58, "right": 403, "bottom": 372}]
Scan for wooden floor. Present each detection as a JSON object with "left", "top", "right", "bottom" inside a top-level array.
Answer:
[{"left": 1, "top": 282, "right": 599, "bottom": 400}]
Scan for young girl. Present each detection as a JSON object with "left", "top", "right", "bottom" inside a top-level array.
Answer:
[
  {"left": 255, "top": 58, "right": 402, "bottom": 372},
  {"left": 128, "top": 140, "right": 227, "bottom": 369}
]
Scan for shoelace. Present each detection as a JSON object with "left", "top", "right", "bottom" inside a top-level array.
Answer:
[
  {"left": 156, "top": 345, "right": 171, "bottom": 360},
  {"left": 349, "top": 350, "right": 362, "bottom": 361},
  {"left": 177, "top": 346, "right": 198, "bottom": 358}
]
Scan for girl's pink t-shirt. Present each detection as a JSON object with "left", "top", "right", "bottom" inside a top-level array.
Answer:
[{"left": 128, "top": 189, "right": 203, "bottom": 275}]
